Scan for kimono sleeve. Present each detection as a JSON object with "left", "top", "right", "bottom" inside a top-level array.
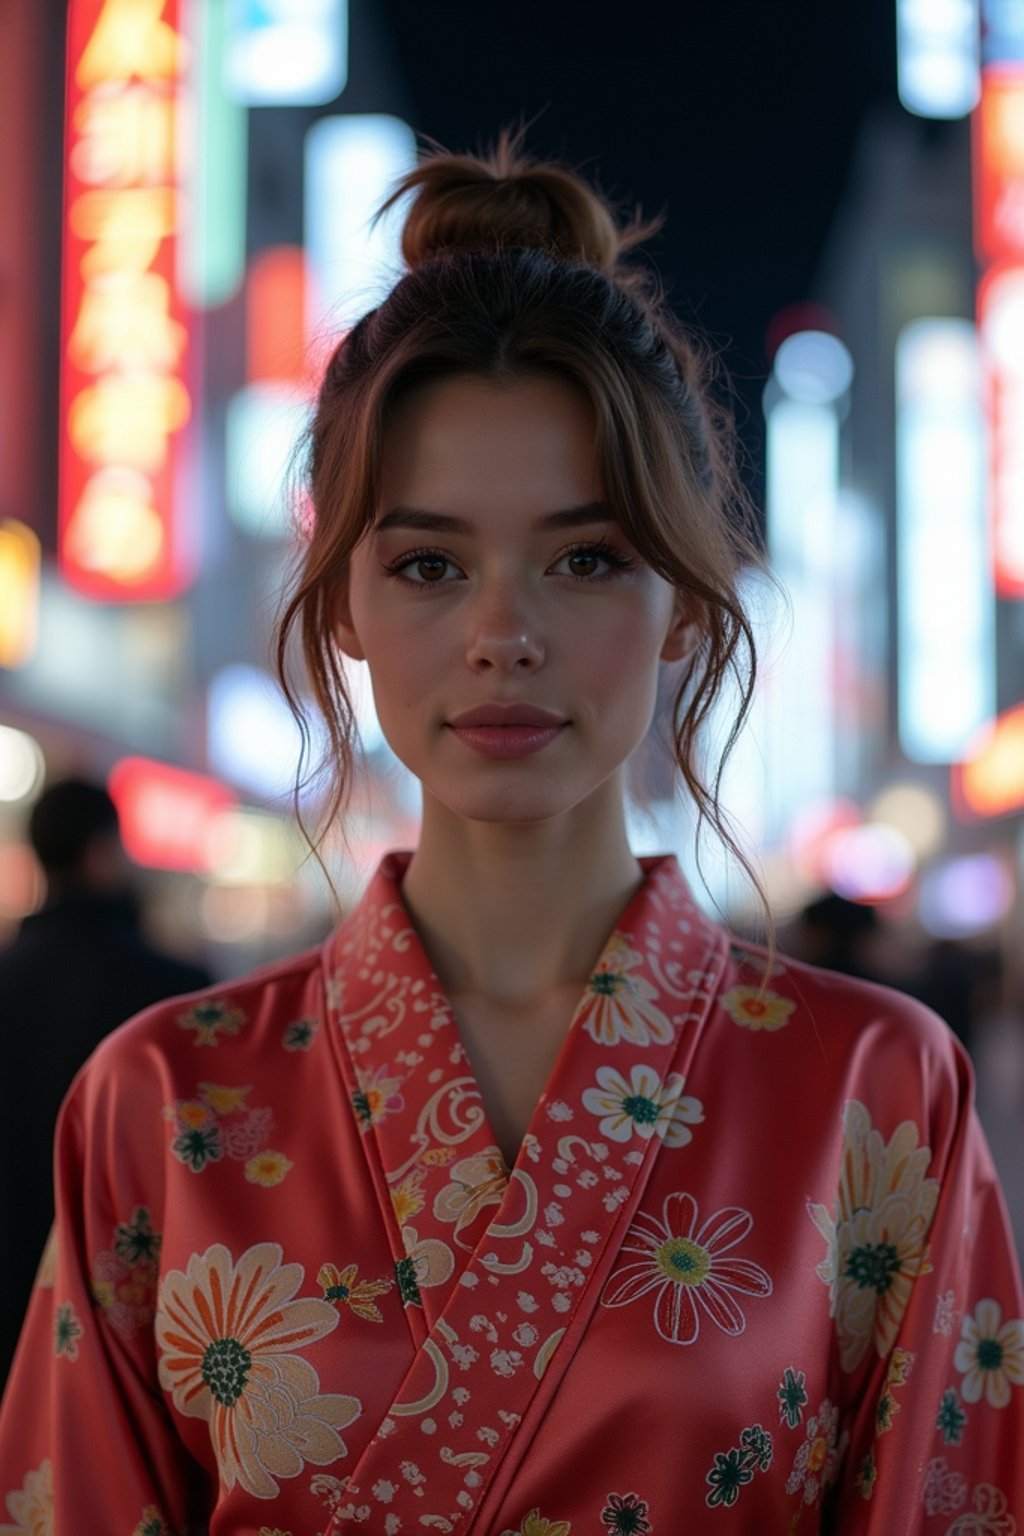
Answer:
[
  {"left": 827, "top": 1023, "right": 1024, "bottom": 1532},
  {"left": 0, "top": 1040, "right": 209, "bottom": 1535}
]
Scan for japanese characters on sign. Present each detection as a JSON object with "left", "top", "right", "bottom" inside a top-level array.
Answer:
[{"left": 60, "top": 0, "right": 194, "bottom": 600}]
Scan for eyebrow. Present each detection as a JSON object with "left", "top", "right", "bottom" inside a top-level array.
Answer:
[{"left": 372, "top": 502, "right": 613, "bottom": 536}]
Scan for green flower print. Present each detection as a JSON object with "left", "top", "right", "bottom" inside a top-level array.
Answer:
[
  {"left": 876, "top": 1391, "right": 896, "bottom": 1432},
  {"left": 283, "top": 1017, "right": 319, "bottom": 1051},
  {"left": 395, "top": 1255, "right": 422, "bottom": 1308},
  {"left": 855, "top": 1451, "right": 877, "bottom": 1500},
  {"left": 352, "top": 1065, "right": 405, "bottom": 1128},
  {"left": 705, "top": 1423, "right": 774, "bottom": 1509},
  {"left": 176, "top": 997, "right": 246, "bottom": 1046},
  {"left": 171, "top": 1122, "right": 223, "bottom": 1173},
  {"left": 600, "top": 1492, "right": 652, "bottom": 1534},
  {"left": 936, "top": 1388, "right": 967, "bottom": 1445},
  {"left": 778, "top": 1366, "right": 808, "bottom": 1428},
  {"left": 54, "top": 1301, "right": 82, "bottom": 1360},
  {"left": 739, "top": 1423, "right": 773, "bottom": 1473},
  {"left": 705, "top": 1447, "right": 754, "bottom": 1508},
  {"left": 133, "top": 1509, "right": 172, "bottom": 1536},
  {"left": 114, "top": 1207, "right": 161, "bottom": 1265}
]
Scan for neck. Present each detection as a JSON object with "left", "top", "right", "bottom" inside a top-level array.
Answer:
[{"left": 399, "top": 783, "right": 645, "bottom": 1009}]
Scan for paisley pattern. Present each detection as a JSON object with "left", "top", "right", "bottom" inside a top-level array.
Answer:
[{"left": 0, "top": 849, "right": 1021, "bottom": 1534}]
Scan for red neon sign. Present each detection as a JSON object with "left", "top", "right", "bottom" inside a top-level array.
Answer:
[
  {"left": 109, "top": 756, "right": 237, "bottom": 871},
  {"left": 978, "top": 262, "right": 1024, "bottom": 597},
  {"left": 60, "top": 0, "right": 195, "bottom": 601},
  {"left": 974, "top": 66, "right": 1024, "bottom": 264}
]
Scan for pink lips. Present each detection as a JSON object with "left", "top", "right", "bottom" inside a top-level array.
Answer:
[
  {"left": 446, "top": 703, "right": 569, "bottom": 759},
  {"left": 448, "top": 702, "right": 568, "bottom": 729}
]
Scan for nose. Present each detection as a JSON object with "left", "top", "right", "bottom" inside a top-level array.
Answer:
[{"left": 463, "top": 578, "right": 546, "bottom": 672}]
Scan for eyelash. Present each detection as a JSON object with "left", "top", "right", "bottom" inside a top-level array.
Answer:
[{"left": 381, "top": 540, "right": 638, "bottom": 589}]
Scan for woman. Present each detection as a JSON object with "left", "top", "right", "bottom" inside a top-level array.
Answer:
[{"left": 1, "top": 131, "right": 1021, "bottom": 1535}]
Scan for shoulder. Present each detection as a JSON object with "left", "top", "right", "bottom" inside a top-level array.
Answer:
[
  {"left": 721, "top": 935, "right": 973, "bottom": 1130},
  {"left": 65, "top": 941, "right": 327, "bottom": 1119}
]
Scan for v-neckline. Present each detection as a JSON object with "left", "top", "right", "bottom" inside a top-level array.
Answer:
[
  {"left": 323, "top": 848, "right": 726, "bottom": 1317},
  {"left": 320, "top": 846, "right": 730, "bottom": 1531}
]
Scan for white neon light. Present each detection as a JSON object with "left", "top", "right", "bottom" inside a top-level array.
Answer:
[
  {"left": 763, "top": 395, "right": 841, "bottom": 839},
  {"left": 897, "top": 0, "right": 981, "bottom": 117},
  {"left": 0, "top": 725, "right": 45, "bottom": 803},
  {"left": 774, "top": 331, "right": 854, "bottom": 405},
  {"left": 208, "top": 665, "right": 326, "bottom": 801},
  {"left": 225, "top": 383, "right": 310, "bottom": 538},
  {"left": 896, "top": 319, "right": 995, "bottom": 762},
  {"left": 304, "top": 114, "right": 417, "bottom": 340},
  {"left": 225, "top": 0, "right": 348, "bottom": 106}
]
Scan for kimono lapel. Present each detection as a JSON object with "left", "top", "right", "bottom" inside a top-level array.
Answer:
[{"left": 323, "top": 849, "right": 728, "bottom": 1532}]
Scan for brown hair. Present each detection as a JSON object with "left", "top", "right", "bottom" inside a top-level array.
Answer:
[{"left": 275, "top": 126, "right": 775, "bottom": 949}]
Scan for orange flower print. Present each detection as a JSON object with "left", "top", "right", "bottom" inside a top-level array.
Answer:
[
  {"left": 720, "top": 986, "right": 795, "bottom": 1031},
  {"left": 156, "top": 1241, "right": 361, "bottom": 1498},
  {"left": 317, "top": 1263, "right": 392, "bottom": 1322},
  {"left": 198, "top": 1083, "right": 251, "bottom": 1115},
  {"left": 91, "top": 1208, "right": 161, "bottom": 1342},
  {"left": 421, "top": 1146, "right": 457, "bottom": 1167},
  {"left": 785, "top": 1398, "right": 848, "bottom": 1506},
  {"left": 433, "top": 1149, "right": 508, "bottom": 1246},
  {"left": 244, "top": 1150, "right": 293, "bottom": 1187},
  {"left": 175, "top": 997, "right": 246, "bottom": 1046},
  {"left": 175, "top": 1099, "right": 214, "bottom": 1130},
  {"left": 391, "top": 1168, "right": 427, "bottom": 1224},
  {"left": 1, "top": 1458, "right": 53, "bottom": 1534},
  {"left": 808, "top": 1100, "right": 938, "bottom": 1371},
  {"left": 352, "top": 1064, "right": 405, "bottom": 1128},
  {"left": 577, "top": 934, "right": 674, "bottom": 1047}
]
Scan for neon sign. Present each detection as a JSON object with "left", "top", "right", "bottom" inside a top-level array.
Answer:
[
  {"left": 60, "top": 0, "right": 194, "bottom": 600},
  {"left": 978, "top": 263, "right": 1024, "bottom": 595},
  {"left": 953, "top": 702, "right": 1024, "bottom": 818},
  {"left": 108, "top": 756, "right": 237, "bottom": 870},
  {"left": 974, "top": 67, "right": 1024, "bottom": 263}
]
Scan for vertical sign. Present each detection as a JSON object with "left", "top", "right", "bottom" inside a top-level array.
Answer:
[
  {"left": 979, "top": 264, "right": 1024, "bottom": 595},
  {"left": 975, "top": 1, "right": 1024, "bottom": 595},
  {"left": 896, "top": 319, "right": 994, "bottom": 759},
  {"left": 60, "top": 0, "right": 194, "bottom": 600}
]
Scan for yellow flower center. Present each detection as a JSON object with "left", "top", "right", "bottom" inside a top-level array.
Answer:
[
  {"left": 807, "top": 1435, "right": 827, "bottom": 1473},
  {"left": 656, "top": 1236, "right": 711, "bottom": 1285}
]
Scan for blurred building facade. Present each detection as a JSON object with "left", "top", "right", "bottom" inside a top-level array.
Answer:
[{"left": 0, "top": 0, "right": 1021, "bottom": 1040}]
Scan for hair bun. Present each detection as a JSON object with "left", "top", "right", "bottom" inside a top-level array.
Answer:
[{"left": 378, "top": 126, "right": 663, "bottom": 287}]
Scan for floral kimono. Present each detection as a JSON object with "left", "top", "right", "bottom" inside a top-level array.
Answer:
[{"left": 1, "top": 849, "right": 1021, "bottom": 1535}]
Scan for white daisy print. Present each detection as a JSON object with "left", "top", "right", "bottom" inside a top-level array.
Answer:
[
  {"left": 953, "top": 1298, "right": 1024, "bottom": 1409},
  {"left": 581, "top": 1064, "right": 703, "bottom": 1146}
]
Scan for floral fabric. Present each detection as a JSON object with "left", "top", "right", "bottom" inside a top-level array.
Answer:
[{"left": 0, "top": 849, "right": 1021, "bottom": 1533}]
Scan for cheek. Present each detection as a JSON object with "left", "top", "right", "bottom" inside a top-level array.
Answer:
[{"left": 579, "top": 609, "right": 665, "bottom": 687}]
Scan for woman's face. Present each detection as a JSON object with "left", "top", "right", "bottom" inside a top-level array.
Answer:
[{"left": 334, "top": 371, "right": 693, "bottom": 828}]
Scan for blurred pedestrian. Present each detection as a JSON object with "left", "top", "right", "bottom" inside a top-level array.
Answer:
[
  {"left": 792, "top": 890, "right": 882, "bottom": 982},
  {"left": 0, "top": 777, "right": 211, "bottom": 1385}
]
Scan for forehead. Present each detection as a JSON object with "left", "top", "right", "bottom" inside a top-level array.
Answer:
[{"left": 379, "top": 373, "right": 601, "bottom": 505}]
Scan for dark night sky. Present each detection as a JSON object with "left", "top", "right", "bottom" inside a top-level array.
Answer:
[{"left": 380, "top": 0, "right": 899, "bottom": 499}]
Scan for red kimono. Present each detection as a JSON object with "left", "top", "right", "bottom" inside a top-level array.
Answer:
[{"left": 1, "top": 849, "right": 1022, "bottom": 1534}]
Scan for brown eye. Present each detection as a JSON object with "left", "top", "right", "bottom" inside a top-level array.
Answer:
[{"left": 566, "top": 550, "right": 600, "bottom": 576}]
